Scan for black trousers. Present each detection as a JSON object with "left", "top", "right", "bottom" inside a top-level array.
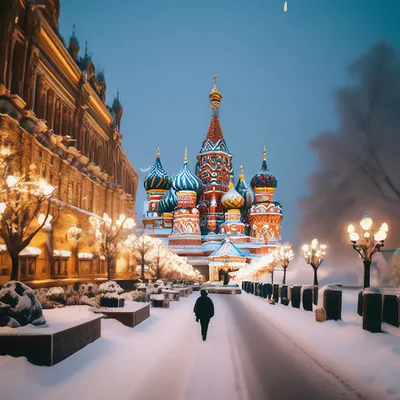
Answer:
[{"left": 200, "top": 318, "right": 210, "bottom": 339}]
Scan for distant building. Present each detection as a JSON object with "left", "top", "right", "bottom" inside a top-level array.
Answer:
[
  {"left": 0, "top": 0, "right": 138, "bottom": 285},
  {"left": 142, "top": 77, "right": 283, "bottom": 280}
]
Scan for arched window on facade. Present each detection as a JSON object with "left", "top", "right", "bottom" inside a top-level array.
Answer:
[
  {"left": 10, "top": 41, "right": 26, "bottom": 97},
  {"left": 62, "top": 107, "right": 70, "bottom": 137},
  {"left": 75, "top": 184, "right": 82, "bottom": 208},
  {"left": 54, "top": 99, "right": 61, "bottom": 134},
  {"left": 46, "top": 89, "right": 55, "bottom": 129}
]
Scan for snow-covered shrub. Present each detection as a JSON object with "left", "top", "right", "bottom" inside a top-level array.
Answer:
[
  {"left": 98, "top": 281, "right": 124, "bottom": 308},
  {"left": 98, "top": 281, "right": 124, "bottom": 295},
  {"left": 0, "top": 281, "right": 46, "bottom": 327},
  {"left": 47, "top": 287, "right": 66, "bottom": 303},
  {"left": 126, "top": 290, "right": 149, "bottom": 303}
]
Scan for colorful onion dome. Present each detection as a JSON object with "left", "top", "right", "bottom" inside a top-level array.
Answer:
[
  {"left": 172, "top": 148, "right": 203, "bottom": 194},
  {"left": 250, "top": 146, "right": 278, "bottom": 189},
  {"left": 221, "top": 175, "right": 245, "bottom": 210},
  {"left": 235, "top": 165, "right": 253, "bottom": 209},
  {"left": 143, "top": 146, "right": 171, "bottom": 191},
  {"left": 209, "top": 75, "right": 222, "bottom": 114},
  {"left": 157, "top": 188, "right": 178, "bottom": 214}
]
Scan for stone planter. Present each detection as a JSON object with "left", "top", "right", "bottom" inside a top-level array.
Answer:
[
  {"left": 289, "top": 286, "right": 301, "bottom": 309},
  {"left": 100, "top": 297, "right": 125, "bottom": 308},
  {"left": 323, "top": 289, "right": 342, "bottom": 320},
  {"left": 363, "top": 292, "right": 382, "bottom": 333}
]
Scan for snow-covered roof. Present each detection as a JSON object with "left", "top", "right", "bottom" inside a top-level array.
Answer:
[{"left": 208, "top": 238, "right": 247, "bottom": 259}]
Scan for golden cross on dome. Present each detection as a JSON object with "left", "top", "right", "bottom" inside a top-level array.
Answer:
[
  {"left": 213, "top": 74, "right": 217, "bottom": 88},
  {"left": 184, "top": 147, "right": 188, "bottom": 163},
  {"left": 240, "top": 165, "right": 244, "bottom": 174},
  {"left": 156, "top": 145, "right": 160, "bottom": 157},
  {"left": 263, "top": 145, "right": 267, "bottom": 161}
]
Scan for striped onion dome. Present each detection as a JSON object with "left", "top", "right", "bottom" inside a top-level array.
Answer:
[
  {"left": 157, "top": 188, "right": 178, "bottom": 214},
  {"left": 250, "top": 146, "right": 277, "bottom": 189},
  {"left": 172, "top": 148, "right": 203, "bottom": 194},
  {"left": 143, "top": 147, "right": 171, "bottom": 191},
  {"left": 235, "top": 165, "right": 253, "bottom": 209},
  {"left": 221, "top": 175, "right": 244, "bottom": 210}
]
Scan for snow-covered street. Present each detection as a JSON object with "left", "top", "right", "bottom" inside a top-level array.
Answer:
[{"left": 0, "top": 290, "right": 398, "bottom": 400}]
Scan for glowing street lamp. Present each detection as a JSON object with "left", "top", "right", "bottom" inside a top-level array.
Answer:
[
  {"left": 302, "top": 238, "right": 327, "bottom": 305},
  {"left": 275, "top": 243, "right": 294, "bottom": 285},
  {"left": 347, "top": 213, "right": 388, "bottom": 289}
]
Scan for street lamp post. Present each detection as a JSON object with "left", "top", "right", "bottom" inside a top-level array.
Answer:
[
  {"left": 302, "top": 238, "right": 327, "bottom": 305},
  {"left": 347, "top": 213, "right": 388, "bottom": 289},
  {"left": 274, "top": 243, "right": 294, "bottom": 285}
]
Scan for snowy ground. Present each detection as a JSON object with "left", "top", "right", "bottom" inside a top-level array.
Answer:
[{"left": 0, "top": 289, "right": 399, "bottom": 400}]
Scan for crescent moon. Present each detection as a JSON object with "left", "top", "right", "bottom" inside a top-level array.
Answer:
[{"left": 140, "top": 166, "right": 152, "bottom": 172}]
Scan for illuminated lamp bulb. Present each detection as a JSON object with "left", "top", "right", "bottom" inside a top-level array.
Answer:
[
  {"left": 380, "top": 223, "right": 389, "bottom": 232},
  {"left": 6, "top": 175, "right": 17, "bottom": 188},
  {"left": 347, "top": 224, "right": 355, "bottom": 234},
  {"left": 311, "top": 238, "right": 318, "bottom": 249},
  {"left": 0, "top": 202, "right": 6, "bottom": 214},
  {"left": 360, "top": 215, "right": 373, "bottom": 231},
  {"left": 364, "top": 232, "right": 370, "bottom": 238},
  {"left": 124, "top": 218, "right": 135, "bottom": 229},
  {"left": 374, "top": 230, "right": 387, "bottom": 241},
  {"left": 302, "top": 244, "right": 309, "bottom": 252},
  {"left": 43, "top": 184, "right": 55, "bottom": 196},
  {"left": 349, "top": 232, "right": 360, "bottom": 242}
]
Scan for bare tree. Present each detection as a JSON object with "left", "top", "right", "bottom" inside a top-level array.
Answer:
[
  {"left": 0, "top": 150, "right": 55, "bottom": 280},
  {"left": 126, "top": 234, "right": 157, "bottom": 279},
  {"left": 89, "top": 213, "right": 135, "bottom": 281},
  {"left": 147, "top": 239, "right": 171, "bottom": 279}
]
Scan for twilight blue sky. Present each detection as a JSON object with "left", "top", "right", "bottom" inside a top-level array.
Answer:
[{"left": 59, "top": 0, "right": 400, "bottom": 243}]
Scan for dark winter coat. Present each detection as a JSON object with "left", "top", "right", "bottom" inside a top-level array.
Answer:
[{"left": 193, "top": 291, "right": 214, "bottom": 320}]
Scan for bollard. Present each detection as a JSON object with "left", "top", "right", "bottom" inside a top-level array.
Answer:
[
  {"left": 251, "top": 282, "right": 254, "bottom": 294},
  {"left": 272, "top": 284, "right": 279, "bottom": 303},
  {"left": 323, "top": 289, "right": 342, "bottom": 320},
  {"left": 302, "top": 288, "right": 313, "bottom": 312},
  {"left": 266, "top": 283, "right": 272, "bottom": 299},
  {"left": 262, "top": 283, "right": 268, "bottom": 299},
  {"left": 290, "top": 286, "right": 301, "bottom": 309},
  {"left": 280, "top": 285, "right": 288, "bottom": 306},
  {"left": 382, "top": 295, "right": 400, "bottom": 328},
  {"left": 362, "top": 292, "right": 382, "bottom": 333}
]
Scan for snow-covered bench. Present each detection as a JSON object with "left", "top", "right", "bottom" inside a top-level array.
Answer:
[
  {"left": 0, "top": 308, "right": 102, "bottom": 366},
  {"left": 92, "top": 301, "right": 150, "bottom": 328}
]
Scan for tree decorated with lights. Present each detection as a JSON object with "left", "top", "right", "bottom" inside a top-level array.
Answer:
[
  {"left": 89, "top": 213, "right": 135, "bottom": 281},
  {"left": 146, "top": 238, "right": 172, "bottom": 279},
  {"left": 302, "top": 238, "right": 327, "bottom": 305},
  {"left": 347, "top": 213, "right": 388, "bottom": 289},
  {"left": 125, "top": 234, "right": 158, "bottom": 279},
  {"left": 0, "top": 145, "right": 55, "bottom": 280},
  {"left": 274, "top": 243, "right": 294, "bottom": 285},
  {"left": 232, "top": 253, "right": 275, "bottom": 281}
]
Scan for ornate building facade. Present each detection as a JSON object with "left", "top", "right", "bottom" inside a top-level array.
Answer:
[
  {"left": 0, "top": 0, "right": 138, "bottom": 285},
  {"left": 142, "top": 77, "right": 283, "bottom": 280}
]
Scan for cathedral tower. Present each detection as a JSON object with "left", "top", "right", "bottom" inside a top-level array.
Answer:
[{"left": 196, "top": 76, "right": 233, "bottom": 234}]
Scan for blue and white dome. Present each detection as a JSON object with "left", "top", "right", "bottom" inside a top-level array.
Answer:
[
  {"left": 172, "top": 149, "right": 203, "bottom": 194},
  {"left": 143, "top": 148, "right": 171, "bottom": 192},
  {"left": 157, "top": 188, "right": 178, "bottom": 214}
]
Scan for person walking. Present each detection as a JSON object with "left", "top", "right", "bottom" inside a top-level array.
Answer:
[{"left": 193, "top": 289, "right": 214, "bottom": 341}]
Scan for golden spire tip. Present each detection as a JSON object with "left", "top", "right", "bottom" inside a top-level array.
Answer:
[
  {"left": 156, "top": 145, "right": 160, "bottom": 157},
  {"left": 263, "top": 145, "right": 267, "bottom": 161},
  {"left": 239, "top": 164, "right": 244, "bottom": 179},
  {"left": 184, "top": 147, "right": 188, "bottom": 163}
]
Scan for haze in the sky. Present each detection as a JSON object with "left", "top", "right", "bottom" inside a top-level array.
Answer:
[{"left": 59, "top": 0, "right": 400, "bottom": 243}]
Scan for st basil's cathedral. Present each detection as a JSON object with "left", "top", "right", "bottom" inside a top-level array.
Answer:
[{"left": 142, "top": 77, "right": 283, "bottom": 281}]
